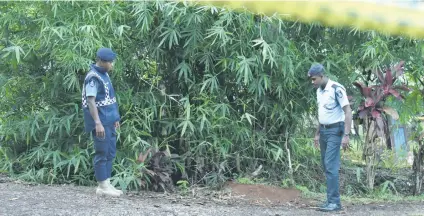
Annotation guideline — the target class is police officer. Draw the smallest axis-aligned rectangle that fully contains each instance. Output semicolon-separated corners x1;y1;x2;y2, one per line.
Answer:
82;48;122;197
308;63;352;212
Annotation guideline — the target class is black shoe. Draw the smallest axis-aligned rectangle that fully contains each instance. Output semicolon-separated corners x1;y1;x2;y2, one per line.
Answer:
318;203;342;212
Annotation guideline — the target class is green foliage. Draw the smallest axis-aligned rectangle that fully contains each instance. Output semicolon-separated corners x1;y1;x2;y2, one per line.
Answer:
177;180;189;189
177;179;190;196
236;177;254;185
1;1;423;195
379;149;410;172
235;176;266;185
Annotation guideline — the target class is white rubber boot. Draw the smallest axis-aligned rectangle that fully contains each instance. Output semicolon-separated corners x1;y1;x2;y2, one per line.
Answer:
96;180;121;197
106;178;123;195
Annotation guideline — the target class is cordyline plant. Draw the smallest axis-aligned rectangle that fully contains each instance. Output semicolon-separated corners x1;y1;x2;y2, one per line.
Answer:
353;61;410;135
352;60;410;190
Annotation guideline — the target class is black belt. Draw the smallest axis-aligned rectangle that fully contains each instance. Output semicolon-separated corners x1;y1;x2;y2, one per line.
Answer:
320;122;344;129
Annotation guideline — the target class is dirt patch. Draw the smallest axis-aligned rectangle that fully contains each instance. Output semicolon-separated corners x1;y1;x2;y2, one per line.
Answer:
226;182;301;206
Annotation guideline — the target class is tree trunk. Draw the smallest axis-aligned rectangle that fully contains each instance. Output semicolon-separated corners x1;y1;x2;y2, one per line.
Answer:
366;160;375;190
384;117;392;149
364;117;378;190
413;139;424;195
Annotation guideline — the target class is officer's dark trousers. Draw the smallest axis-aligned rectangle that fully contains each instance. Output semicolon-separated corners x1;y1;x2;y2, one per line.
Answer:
92;125;117;182
319;122;344;205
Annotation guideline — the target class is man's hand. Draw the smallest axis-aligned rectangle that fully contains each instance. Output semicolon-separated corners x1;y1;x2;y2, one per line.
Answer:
314;134;320;149
342;135;350;151
95;122;105;139
114;121;120;129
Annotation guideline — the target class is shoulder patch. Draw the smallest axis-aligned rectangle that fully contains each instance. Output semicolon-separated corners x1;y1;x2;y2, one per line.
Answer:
331;83;346;99
89;79;95;87
336;89;344;98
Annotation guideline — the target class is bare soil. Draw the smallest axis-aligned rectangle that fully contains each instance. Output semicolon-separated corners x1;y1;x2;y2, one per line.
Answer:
226;181;302;206
1;175;424;216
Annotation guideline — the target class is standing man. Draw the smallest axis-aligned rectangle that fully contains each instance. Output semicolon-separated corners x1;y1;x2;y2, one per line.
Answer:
82;47;123;197
308;63;352;212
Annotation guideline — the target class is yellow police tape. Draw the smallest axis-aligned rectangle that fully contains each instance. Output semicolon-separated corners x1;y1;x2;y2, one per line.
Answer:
182;0;424;39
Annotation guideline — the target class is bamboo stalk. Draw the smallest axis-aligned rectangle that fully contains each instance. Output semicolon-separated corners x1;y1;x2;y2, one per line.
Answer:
285;129;294;186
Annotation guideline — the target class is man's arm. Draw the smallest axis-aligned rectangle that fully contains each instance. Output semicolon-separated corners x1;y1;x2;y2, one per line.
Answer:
85;78;101;124
87;96;105;138
334;86;352;136
314;121;320;148
315;123;320;136
342;105;352;136
87;96;101;124
85;78;105;138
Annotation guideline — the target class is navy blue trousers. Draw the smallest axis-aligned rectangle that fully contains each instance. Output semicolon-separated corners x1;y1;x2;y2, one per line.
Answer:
92;125;117;182
319;122;344;205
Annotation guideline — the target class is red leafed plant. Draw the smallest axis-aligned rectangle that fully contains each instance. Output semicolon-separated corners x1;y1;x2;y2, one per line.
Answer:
353;61;410;136
352;60;410;190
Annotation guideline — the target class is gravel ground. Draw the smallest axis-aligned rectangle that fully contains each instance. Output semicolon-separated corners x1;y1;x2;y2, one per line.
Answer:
1;177;424;216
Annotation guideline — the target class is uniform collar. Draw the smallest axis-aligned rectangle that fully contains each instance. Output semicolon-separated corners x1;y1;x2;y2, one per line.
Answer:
90;63;108;74
320;79;333;92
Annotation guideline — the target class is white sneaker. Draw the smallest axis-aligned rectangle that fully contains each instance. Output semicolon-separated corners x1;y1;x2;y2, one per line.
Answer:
106;178;123;195
96;180;121;197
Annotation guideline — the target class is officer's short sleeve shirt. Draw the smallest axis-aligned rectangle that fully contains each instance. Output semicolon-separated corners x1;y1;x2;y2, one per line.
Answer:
317;79;349;125
85;78;99;97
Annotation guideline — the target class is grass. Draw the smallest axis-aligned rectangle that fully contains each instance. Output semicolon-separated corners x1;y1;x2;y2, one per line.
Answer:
298;186;424;204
